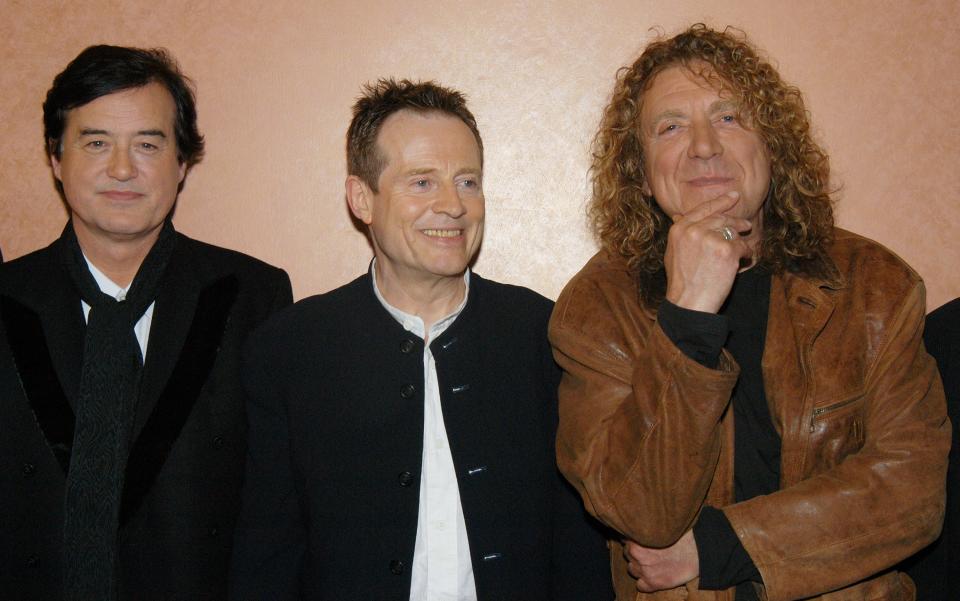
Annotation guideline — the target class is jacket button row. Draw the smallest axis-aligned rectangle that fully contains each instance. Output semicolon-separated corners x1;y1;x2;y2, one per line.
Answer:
399;339;415;354
400;384;415;399
398;471;414;487
389;559;404;575
22;463;36;476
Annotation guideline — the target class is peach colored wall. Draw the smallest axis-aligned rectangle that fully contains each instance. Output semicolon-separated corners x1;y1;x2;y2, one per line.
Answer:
2;1;958;310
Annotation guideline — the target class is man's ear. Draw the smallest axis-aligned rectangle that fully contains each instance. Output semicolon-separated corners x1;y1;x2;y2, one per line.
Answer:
50;152;63;181
345;175;374;225
48;139;63;180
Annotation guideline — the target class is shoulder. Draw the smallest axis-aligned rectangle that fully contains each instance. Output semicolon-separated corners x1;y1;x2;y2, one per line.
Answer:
926;298;960;331
172;234;292;312
470;272;554;323
924;298;960;368
247;274;369;345
175;234;288;283
815;229;928;336
551;250;642;339
0;241;64;302
827;228;922;298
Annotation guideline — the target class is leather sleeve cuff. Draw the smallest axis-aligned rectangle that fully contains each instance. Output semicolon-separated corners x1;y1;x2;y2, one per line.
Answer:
694;505;762;590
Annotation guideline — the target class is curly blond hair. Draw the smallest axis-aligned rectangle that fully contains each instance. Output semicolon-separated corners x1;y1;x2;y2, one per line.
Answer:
590;24;835;304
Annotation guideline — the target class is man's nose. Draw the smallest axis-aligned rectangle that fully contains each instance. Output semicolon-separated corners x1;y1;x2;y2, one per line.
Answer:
687;119;723;160
106;147;138;181
432;183;467;218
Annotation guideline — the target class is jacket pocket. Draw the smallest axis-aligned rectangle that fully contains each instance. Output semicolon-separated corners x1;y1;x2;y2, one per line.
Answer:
806;393;865;476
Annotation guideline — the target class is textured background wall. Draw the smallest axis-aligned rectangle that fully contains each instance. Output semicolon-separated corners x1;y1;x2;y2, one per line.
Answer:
2;0;958;310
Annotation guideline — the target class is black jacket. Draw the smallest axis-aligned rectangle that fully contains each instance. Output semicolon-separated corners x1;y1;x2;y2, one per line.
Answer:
231;271;612;600
902;297;960;599
0;230;292;600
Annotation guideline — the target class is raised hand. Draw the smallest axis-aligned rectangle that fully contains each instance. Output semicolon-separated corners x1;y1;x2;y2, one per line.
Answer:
663;191;756;313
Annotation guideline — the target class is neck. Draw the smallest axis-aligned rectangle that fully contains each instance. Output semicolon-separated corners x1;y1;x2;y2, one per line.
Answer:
737;219;763;273
74;226;162;289
374;261;466;333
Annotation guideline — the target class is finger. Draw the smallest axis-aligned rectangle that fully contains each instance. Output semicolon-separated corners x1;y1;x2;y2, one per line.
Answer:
676;191;740;223
681;213;753;236
625;541;654;564
635;576;658;593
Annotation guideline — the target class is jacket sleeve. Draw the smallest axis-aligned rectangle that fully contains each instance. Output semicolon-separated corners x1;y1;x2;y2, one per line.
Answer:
229;329;305;600
549;269;739;547
543;328;617;600
725;280;950;601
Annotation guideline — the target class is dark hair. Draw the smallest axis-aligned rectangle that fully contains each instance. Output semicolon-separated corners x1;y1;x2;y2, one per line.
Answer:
590;24;835;305
43;45;204;167
347;78;483;192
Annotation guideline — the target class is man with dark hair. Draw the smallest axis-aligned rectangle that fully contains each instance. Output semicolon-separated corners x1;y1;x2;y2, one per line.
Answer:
0;45;292;600
550;25;948;600
230;78;612;600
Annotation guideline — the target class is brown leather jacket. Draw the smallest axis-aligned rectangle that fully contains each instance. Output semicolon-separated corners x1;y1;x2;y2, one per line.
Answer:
549;229;948;601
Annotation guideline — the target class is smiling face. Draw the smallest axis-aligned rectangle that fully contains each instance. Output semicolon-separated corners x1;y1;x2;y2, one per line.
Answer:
51;82;186;251
347;109;484;290
640;64;771;233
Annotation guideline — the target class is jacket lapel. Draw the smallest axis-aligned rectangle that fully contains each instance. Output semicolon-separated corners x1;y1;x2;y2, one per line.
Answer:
121;238;240;524
763;268;843;485
0;242;85;474
133;254;201;439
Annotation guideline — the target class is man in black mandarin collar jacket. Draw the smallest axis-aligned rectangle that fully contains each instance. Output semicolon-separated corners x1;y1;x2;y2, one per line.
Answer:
230;79;611;599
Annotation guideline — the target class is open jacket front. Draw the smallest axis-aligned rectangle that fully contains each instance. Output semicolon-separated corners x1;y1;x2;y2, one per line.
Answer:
550;228;949;601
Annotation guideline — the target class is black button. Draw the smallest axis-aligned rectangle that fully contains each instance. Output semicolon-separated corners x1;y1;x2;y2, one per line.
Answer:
26;554;39;568
400;339;415;354
212;436;224;449
22;463;36;476
389;559;404;575
398;471;414;487
208;526;219;537
400;384;415;399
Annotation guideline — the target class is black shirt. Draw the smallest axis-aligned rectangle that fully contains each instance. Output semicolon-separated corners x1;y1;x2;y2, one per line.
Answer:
657;266;775;600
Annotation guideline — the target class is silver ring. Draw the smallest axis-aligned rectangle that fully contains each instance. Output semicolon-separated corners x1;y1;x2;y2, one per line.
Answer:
720;226;736;241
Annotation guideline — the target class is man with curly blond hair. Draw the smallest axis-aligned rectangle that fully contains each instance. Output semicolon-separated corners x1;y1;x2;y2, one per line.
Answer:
550;24;948;600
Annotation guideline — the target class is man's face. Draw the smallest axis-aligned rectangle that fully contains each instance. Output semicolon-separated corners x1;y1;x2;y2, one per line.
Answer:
51;82;186;248
639;64;771;232
351;110;484;288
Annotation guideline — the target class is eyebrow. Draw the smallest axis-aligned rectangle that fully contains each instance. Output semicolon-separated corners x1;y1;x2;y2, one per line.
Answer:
404;167;438;178
709;99;738;113
404;166;481;177
78;127;167;137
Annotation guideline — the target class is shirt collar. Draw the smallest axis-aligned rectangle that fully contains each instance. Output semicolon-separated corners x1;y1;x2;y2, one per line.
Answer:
369;258;470;340
83;255;129;301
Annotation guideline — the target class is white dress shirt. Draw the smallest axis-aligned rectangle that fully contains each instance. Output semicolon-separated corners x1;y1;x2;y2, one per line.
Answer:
371;265;478;601
81;256;154;361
